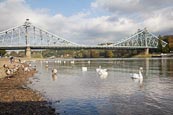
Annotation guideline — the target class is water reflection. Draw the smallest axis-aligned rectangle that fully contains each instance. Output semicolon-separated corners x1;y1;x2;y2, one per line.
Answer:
98;73;108;80
52;74;57;81
29;58;173;115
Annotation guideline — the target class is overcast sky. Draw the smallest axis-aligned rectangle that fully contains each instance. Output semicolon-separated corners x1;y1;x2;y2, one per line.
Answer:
0;0;173;45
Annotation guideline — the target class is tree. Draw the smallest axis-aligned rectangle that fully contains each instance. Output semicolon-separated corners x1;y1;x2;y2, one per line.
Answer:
82;50;91;58
162;44;170;53
157;35;163;53
105;50;114;58
0;50;6;57
91;50;100;58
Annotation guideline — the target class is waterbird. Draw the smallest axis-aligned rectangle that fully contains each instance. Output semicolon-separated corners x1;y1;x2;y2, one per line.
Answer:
57;60;61;63
96;66;108;79
52;68;58;74
28;63;32;67
99;69;108;79
70;60;75;64
131;67;143;80
3;64;8;69
5;69;13;76
82;67;87;71
96;66;107;73
96;65;102;73
24;67;30;72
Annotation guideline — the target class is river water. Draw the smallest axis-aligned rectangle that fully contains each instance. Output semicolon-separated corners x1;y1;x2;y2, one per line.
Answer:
28;58;173;115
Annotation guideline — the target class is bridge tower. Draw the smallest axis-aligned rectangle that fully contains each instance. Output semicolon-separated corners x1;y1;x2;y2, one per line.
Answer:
145;48;149;55
144;28;149;55
24;19;31;58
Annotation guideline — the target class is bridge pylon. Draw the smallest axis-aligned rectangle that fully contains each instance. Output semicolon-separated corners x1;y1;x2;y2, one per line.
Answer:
26;47;31;58
145;48;149;55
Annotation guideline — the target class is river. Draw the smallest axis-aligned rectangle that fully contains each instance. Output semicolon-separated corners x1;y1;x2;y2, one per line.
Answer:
28;58;173;115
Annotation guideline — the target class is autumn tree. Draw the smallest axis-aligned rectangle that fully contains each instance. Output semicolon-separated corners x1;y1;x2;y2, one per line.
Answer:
105;50;114;58
91;50;100;58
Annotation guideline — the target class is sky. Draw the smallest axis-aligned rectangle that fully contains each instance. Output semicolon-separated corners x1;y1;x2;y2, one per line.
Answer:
0;0;173;45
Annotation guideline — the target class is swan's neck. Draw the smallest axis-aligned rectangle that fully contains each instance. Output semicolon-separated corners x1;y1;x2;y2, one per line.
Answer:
139;71;143;78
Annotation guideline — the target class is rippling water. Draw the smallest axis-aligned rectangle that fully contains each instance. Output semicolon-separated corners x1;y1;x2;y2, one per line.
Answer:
28;58;173;115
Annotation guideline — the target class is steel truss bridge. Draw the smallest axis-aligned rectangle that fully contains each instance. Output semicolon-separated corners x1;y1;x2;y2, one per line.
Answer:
0;19;167;57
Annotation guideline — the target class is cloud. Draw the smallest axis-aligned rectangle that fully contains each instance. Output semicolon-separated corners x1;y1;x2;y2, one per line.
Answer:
91;0;173;14
91;0;141;14
91;0;173;35
0;0;173;45
143;7;173;34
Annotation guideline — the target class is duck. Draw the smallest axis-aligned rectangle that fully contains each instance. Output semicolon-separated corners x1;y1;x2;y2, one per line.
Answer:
5;69;13;76
3;64;8;69
24;67;30;72
52;68;58;74
28;63;32;67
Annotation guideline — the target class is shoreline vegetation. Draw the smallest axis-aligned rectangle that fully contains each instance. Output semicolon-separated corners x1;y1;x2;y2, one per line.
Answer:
0;58;56;115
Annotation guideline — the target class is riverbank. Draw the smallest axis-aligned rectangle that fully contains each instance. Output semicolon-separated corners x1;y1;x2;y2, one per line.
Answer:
0;58;57;115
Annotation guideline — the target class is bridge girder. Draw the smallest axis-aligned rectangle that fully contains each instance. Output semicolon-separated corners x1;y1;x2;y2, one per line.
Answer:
0;19;79;48
0;20;167;49
108;28;167;48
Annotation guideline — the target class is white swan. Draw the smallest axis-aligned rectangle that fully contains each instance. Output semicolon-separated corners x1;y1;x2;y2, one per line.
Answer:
96;66;108;79
82;67;87;71
96;66;107;73
99;69;108;79
96;66;102;73
131;67;143;79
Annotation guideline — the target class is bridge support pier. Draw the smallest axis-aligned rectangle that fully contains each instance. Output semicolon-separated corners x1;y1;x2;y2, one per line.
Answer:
26;47;31;58
145;48;149;55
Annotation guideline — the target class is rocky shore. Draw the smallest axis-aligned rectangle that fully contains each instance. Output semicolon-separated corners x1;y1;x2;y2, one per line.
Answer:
0;58;57;115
